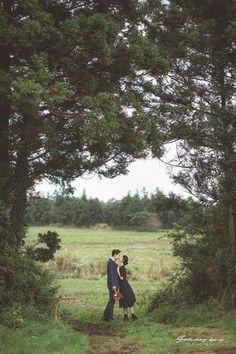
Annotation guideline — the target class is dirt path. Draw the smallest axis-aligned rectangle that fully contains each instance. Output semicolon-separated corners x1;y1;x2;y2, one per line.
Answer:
68;319;141;354
68;318;236;354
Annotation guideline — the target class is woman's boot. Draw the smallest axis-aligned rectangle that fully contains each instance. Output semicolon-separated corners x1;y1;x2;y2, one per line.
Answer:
131;314;138;321
123;314;128;321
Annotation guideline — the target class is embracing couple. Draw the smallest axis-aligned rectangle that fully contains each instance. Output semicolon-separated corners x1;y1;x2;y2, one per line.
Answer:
102;249;138;322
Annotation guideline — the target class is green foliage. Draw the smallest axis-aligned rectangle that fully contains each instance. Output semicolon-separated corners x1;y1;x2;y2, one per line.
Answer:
129;211;156;225
0;203;12;248
26;231;61;262
25;189;195;229
0;0;166;249
144;0;236;250
143;0;236;310
0;250;58;327
150;191;194;229
150;203;236;310
26;197;53;225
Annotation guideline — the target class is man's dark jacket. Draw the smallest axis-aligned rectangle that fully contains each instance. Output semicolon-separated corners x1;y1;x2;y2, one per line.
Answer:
107;258;119;290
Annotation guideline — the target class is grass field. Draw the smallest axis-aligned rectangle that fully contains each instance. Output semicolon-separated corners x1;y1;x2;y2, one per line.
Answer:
2;226;236;354
28;226;174;281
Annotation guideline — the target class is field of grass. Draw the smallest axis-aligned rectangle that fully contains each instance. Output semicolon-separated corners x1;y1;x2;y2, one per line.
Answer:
27;226;174;281
2;226;236;354
27;226;169;244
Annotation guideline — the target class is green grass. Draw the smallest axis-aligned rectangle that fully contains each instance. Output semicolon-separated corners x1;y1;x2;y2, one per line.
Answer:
59;276;236;353
27;226;169;244
0;319;90;354
58;277;180;353
58;278;159;312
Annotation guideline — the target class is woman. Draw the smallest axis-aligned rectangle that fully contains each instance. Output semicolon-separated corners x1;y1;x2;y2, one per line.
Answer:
117;255;138;321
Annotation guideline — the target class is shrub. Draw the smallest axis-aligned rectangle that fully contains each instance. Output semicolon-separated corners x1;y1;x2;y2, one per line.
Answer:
0;249;58;327
149;203;236;312
26;231;61;262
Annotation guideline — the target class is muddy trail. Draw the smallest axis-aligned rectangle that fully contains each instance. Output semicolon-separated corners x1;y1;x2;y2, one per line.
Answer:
68;318;236;354
68;319;140;354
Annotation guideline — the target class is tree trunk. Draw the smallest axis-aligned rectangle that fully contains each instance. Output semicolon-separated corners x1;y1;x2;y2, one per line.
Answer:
10;156;29;248
0;2;13;249
229;204;236;256
0;4;11;206
223;143;236;256
220;69;236;256
10;115;31;248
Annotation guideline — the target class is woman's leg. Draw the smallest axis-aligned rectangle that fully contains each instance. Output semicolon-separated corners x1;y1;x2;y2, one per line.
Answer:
130;306;138;320
123;307;128;320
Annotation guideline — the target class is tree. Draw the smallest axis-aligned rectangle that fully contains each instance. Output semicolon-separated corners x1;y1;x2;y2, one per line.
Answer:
143;0;236;255
26;197;53;225
139;0;236;305
0;0;165;247
150;190;192;228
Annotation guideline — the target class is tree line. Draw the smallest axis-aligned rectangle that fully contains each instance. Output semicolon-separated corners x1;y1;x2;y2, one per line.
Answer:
26;189;196;229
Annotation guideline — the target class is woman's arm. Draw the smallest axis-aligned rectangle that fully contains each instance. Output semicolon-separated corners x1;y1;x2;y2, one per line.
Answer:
117;266;124;280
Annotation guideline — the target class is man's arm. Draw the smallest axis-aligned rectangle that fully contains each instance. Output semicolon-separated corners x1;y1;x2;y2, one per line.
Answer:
108;261;117;291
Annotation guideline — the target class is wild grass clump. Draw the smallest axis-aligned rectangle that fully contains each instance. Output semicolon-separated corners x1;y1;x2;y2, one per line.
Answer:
146;260;174;281
48;255;107;279
48;253;174;281
53;255;81;276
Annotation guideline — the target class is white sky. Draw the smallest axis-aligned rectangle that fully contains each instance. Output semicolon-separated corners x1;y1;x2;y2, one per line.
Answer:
36;145;190;201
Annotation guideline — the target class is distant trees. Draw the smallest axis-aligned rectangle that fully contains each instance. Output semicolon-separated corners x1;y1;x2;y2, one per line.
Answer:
26;189;194;229
27;198;53;225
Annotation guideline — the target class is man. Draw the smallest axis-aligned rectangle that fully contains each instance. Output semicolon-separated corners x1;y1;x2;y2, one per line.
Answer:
102;249;121;321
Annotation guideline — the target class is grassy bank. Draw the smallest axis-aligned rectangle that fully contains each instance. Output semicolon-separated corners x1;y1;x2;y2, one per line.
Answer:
0;318;90;354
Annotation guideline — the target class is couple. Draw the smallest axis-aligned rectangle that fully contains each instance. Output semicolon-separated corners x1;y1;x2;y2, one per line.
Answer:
102;249;138;321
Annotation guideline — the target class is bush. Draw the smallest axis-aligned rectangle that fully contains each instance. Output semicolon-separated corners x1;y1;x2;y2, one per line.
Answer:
26;231;61;262
149;203;236;312
148;273;188;312
0;249;58;327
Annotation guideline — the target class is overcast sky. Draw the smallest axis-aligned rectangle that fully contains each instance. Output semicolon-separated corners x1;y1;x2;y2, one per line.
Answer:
36;145;190;201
